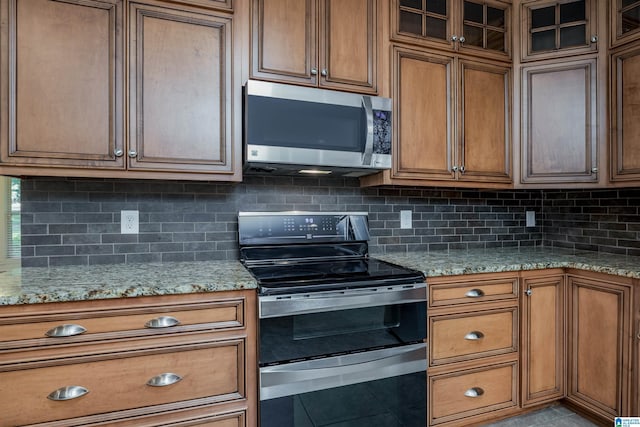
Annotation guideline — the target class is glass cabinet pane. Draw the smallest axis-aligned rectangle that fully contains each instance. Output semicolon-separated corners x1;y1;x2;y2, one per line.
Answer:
622;0;636;7
531;6;555;28
464;1;483;23
487;29;505;50
532;29;556;50
560;0;585;23
487;6;505;27
398;0;448;40
464;24;483;46
400;10;423;35
401;0;423;8
427;0;447;15
425;16;447;39
622;5;640;34
560;24;586;47
528;0;589;53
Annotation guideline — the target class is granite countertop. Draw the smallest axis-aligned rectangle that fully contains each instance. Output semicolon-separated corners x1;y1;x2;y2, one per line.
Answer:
377;247;640;279
0;260;257;305
1;247;639;306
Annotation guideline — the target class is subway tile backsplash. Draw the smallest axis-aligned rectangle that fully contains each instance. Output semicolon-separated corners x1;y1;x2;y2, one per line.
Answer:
20;176;544;267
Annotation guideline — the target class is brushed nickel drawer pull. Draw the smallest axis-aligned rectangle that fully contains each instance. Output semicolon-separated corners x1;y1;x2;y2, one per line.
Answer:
464;387;484;398
147;373;183;387
464;331;484;341
47;386;89;401
145;316;180;328
45;324;87;337
464;289;484;298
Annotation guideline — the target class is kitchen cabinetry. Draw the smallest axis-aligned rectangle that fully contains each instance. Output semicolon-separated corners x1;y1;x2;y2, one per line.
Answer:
611;0;640;47
0;0;242;181
516;0;606;187
610;40;640;183
565;270;633;420
250;0;377;93
520;269;565;407
0;290;257;427
362;45;511;188
427;272;520;426
391;0;511;61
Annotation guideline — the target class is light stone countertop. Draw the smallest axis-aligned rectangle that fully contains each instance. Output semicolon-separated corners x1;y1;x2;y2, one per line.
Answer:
1;247;639;306
0;260;257;305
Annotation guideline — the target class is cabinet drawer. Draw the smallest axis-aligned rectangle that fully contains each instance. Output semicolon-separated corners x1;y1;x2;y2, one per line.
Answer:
430;361;518;425
0;340;245;427
429;274;518;308
430;309;517;365
0;298;244;346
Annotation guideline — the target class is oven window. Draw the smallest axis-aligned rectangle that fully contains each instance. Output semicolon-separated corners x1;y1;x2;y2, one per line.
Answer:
260;301;426;366
260;372;427;427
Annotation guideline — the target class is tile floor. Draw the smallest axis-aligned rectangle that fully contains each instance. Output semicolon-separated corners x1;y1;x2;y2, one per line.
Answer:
483;404;600;427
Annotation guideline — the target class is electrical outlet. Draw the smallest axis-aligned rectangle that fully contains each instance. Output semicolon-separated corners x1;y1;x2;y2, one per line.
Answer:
526;211;536;228
121;210;139;234
400;210;412;229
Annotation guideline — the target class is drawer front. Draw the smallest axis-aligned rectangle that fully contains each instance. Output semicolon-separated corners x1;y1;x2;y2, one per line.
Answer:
0;340;244;427
429;275;518;308
0;301;243;345
430;362;518;424
431;309;516;365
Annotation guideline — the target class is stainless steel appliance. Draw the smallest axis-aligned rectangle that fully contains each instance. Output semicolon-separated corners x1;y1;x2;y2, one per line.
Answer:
243;80;392;177
239;212;427;427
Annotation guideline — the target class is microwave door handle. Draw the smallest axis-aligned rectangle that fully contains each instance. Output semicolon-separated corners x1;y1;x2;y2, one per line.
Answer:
361;95;374;166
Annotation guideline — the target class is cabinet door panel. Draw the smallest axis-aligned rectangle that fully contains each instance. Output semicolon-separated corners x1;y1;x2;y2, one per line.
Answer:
129;5;234;173
459;59;511;183
566;273;632;418
521;273;565;407
393;47;454;181
521;59;598;183
611;46;640;182
319;0;376;92
251;0;316;85
0;0;124;168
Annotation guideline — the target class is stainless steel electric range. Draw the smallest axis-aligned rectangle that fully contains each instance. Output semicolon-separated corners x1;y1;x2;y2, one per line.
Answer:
239;211;427;427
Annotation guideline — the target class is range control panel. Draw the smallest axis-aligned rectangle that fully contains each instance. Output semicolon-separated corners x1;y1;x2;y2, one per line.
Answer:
238;212;370;245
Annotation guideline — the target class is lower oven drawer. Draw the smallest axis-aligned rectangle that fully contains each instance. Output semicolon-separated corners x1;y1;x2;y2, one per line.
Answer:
429;360;518;425
260;344;427;427
0;341;244;427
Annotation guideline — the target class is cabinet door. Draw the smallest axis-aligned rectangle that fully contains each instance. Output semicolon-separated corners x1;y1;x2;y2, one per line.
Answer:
129;4;235;175
458;0;511;61
392;0;455;51
318;0;376;92
611;45;640;182
611;0;640;47
251;0;317;86
0;0;124;169
566;272;633;419
520;58;598;184
458;59;511;183
520;272;565;407
392;46;455;181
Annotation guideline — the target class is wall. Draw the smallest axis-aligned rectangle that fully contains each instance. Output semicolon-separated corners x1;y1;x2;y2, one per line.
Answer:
20;176;543;267
543;188;640;256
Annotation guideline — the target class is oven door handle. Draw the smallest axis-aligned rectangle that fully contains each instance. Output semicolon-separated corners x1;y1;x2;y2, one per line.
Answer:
259;284;426;318
260;343;426;400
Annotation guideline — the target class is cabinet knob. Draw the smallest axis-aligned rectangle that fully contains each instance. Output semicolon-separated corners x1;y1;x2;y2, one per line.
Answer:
452;166;458;172
321;69;328;77
459;36;466;44
591;167;598;173
451;35;458;42
525;289;533;296
311;68;318;75
590;35;598;43
464;387;484;398
464;289;485;298
464;331;484;341
145;315;180;328
146;373;183;387
47;386;89;401
460;165;466;174
128;150;137;158
114;149;124;157
45;324;87;338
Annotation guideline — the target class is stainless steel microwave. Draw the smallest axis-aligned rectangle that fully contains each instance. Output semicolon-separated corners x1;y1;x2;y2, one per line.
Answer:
244;80;392;177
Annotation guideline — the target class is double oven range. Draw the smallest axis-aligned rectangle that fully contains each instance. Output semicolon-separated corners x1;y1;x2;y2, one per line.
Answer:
239;212;427;427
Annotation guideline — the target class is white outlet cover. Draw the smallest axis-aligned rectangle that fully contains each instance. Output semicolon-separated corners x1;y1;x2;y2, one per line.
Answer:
121;210;139;234
400;210;412;229
526;211;536;228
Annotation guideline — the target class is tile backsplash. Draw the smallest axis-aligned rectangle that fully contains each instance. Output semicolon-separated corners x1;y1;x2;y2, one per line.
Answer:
20;176;543;267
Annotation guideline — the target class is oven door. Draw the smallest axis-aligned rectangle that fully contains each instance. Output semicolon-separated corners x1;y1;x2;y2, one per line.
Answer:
258;284;427;365
259;344;427;427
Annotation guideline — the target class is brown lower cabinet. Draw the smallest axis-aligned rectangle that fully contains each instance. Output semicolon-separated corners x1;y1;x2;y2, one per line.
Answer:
0;290;257;427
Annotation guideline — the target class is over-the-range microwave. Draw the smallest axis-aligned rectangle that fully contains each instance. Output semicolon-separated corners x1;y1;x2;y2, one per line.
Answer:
243;80;392;177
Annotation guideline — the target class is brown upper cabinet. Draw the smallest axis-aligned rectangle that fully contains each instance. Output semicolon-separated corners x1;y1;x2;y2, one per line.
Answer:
611;0;640;47
391;0;512;61
251;0;377;93
0;0;241;181
520;0;598;62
